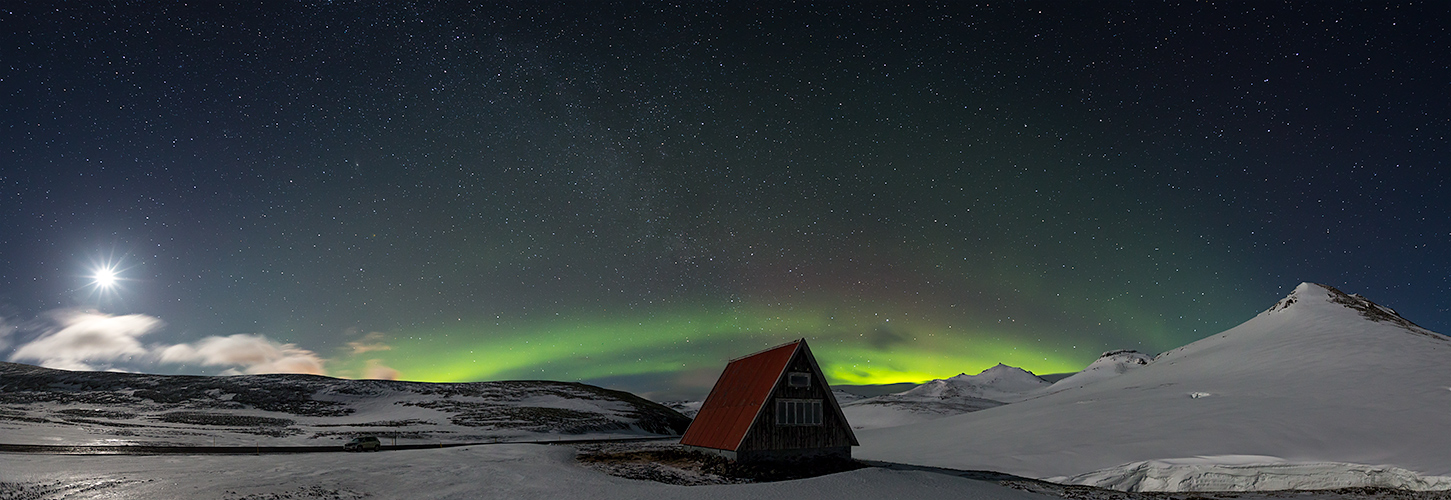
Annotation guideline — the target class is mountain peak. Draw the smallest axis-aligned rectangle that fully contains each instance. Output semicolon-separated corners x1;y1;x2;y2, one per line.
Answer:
951;363;1042;384
1263;282;1320;313
1265;282;1430;334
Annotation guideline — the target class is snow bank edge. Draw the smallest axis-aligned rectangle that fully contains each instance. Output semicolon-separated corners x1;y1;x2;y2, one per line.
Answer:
1049;457;1451;492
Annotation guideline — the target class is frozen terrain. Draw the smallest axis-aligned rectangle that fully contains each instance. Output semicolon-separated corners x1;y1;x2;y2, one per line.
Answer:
859;283;1451;491
0;364;690;447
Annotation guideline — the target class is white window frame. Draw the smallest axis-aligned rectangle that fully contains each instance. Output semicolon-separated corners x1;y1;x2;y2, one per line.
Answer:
775;399;823;426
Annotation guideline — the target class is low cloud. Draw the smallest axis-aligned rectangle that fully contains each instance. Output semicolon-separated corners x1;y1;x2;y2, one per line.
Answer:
159;334;326;375
362;359;401;380
346;332;393;355
8;310;163;371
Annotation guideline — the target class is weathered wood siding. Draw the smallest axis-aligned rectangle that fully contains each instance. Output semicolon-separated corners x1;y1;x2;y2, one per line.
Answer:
737;349;854;452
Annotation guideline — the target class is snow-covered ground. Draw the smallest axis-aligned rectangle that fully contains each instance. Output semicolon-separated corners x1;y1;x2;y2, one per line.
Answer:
859;283;1451;492
0;444;1057;500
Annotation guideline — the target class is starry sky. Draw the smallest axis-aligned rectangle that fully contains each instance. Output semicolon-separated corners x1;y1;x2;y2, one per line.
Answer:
2;2;1447;399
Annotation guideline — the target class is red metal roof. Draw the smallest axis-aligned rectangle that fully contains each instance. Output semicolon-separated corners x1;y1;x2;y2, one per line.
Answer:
679;340;800;451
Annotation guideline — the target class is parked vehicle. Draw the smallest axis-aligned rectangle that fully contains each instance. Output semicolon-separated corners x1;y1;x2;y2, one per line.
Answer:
343;436;381;452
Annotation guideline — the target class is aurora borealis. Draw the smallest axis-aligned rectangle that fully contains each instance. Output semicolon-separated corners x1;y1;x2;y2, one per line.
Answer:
2;3;1447;399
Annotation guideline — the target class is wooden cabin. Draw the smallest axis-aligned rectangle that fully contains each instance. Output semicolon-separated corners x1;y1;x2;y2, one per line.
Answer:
680;339;858;462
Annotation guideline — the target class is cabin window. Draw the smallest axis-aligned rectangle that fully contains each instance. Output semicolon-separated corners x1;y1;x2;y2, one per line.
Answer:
787;372;810;388
775;399;823;425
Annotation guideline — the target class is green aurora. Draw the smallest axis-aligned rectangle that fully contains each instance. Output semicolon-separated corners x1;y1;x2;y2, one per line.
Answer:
327;292;1191;391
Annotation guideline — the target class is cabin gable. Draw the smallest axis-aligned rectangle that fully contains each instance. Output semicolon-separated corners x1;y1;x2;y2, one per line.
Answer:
681;339;857;462
737;342;857;457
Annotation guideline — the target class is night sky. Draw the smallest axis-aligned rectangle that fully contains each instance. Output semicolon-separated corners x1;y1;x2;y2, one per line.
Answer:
2;2;1447;399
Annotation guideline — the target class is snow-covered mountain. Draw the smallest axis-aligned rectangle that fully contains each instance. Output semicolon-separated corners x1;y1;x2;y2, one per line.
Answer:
858;283;1451;491
840;363;1049;430
0;363;691;447
899;364;1052;403
1039;349;1152;395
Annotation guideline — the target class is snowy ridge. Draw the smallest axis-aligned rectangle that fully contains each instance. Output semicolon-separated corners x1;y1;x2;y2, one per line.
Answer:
859;283;1451;491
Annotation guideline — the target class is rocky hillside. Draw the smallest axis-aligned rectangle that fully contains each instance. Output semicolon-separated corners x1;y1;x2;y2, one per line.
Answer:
0;362;691;447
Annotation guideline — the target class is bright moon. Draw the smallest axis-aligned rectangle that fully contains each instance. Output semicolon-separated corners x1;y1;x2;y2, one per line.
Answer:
94;267;118;288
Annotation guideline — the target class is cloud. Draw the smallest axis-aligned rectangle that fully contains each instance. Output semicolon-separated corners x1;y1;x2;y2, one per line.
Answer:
362;359;401;380
8;310;163;371
346;332;393;355
159;333;326;375
4;309;332;377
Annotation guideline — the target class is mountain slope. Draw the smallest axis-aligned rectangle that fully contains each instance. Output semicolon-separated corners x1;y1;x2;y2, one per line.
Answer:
858;283;1451;489
0;363;690;447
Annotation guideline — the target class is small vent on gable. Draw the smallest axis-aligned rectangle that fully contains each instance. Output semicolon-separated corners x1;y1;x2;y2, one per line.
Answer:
788;372;810;388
